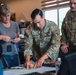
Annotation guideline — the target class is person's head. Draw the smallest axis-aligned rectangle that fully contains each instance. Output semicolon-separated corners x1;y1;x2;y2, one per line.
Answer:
31;8;45;29
70;0;76;12
0;3;11;23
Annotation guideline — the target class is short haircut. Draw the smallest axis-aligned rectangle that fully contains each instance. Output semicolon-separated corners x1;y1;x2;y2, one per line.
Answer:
0;3;10;16
31;8;43;20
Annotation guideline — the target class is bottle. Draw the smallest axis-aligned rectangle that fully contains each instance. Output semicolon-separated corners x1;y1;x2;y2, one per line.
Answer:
55;57;61;75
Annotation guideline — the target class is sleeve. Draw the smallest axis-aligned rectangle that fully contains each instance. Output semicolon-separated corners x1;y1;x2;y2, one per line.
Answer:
60;17;67;45
60;10;70;45
24;33;33;57
46;22;60;62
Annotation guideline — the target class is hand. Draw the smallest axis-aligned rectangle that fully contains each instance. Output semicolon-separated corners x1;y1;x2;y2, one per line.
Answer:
24;55;32;69
1;35;11;42
61;45;69;53
34;54;48;68
34;57;45;68
24;60;31;69
12;38;20;43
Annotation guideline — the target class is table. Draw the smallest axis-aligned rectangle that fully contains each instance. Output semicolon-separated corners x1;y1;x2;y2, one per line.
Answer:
4;66;56;75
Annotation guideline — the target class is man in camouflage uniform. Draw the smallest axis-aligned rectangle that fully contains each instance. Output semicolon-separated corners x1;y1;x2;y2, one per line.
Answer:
60;0;76;58
24;8;60;68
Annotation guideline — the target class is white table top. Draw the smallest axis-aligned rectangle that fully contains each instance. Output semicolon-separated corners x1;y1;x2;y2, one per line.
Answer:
4;66;56;75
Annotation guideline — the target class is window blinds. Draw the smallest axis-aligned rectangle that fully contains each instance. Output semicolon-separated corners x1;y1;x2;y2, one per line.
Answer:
42;0;70;10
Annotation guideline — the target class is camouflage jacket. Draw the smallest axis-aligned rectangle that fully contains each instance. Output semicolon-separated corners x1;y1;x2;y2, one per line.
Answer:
24;20;60;63
61;10;76;46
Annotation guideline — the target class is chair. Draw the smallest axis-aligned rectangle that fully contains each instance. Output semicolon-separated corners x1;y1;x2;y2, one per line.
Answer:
57;53;76;75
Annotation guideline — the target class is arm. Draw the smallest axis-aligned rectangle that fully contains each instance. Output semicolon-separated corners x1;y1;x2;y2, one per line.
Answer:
0;35;11;42
34;53;48;68
0;35;4;40
24;34;33;68
24;55;31;69
61;18;67;45
60;18;69;53
46;22;60;62
12;32;20;43
61;10;71;46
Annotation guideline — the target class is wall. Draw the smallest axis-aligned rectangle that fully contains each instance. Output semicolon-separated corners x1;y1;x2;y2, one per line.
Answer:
0;0;42;23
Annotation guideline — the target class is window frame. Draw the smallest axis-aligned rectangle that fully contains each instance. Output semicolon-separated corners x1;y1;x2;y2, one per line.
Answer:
43;6;70;35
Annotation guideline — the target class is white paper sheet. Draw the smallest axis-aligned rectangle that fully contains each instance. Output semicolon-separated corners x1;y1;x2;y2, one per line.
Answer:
4;66;56;75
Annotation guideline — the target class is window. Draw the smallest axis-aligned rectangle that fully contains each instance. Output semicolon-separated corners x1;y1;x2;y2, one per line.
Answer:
59;7;70;34
44;7;70;35
45;9;58;25
42;0;70;35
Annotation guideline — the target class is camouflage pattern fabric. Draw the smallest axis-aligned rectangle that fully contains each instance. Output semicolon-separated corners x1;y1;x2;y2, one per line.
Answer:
24;20;60;63
61;9;76;46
